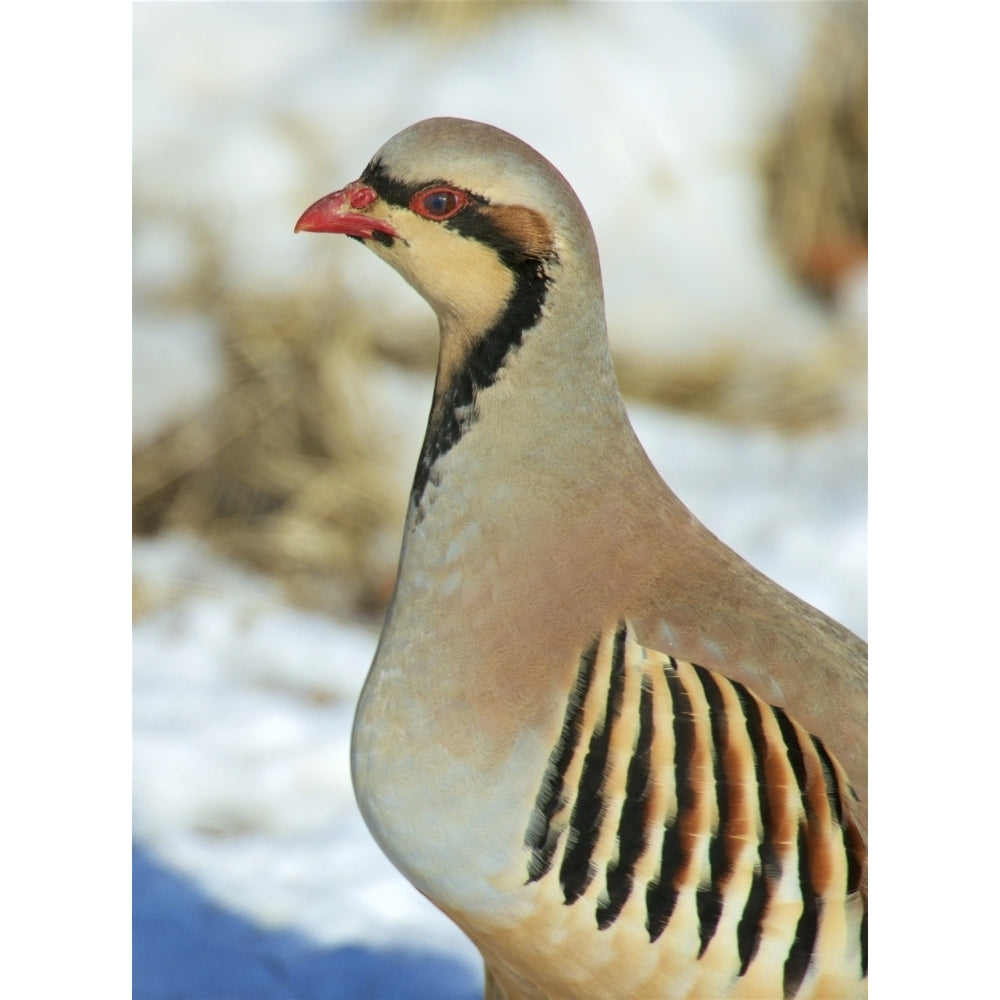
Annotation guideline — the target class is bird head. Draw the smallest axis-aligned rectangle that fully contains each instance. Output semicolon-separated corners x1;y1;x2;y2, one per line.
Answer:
295;117;600;337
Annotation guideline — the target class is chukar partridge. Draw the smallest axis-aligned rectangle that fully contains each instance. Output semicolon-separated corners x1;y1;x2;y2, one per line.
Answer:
296;118;867;1000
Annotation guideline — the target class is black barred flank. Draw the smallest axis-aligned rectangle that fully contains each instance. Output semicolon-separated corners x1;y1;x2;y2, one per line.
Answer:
665;658;696;823
845;822;865;898
692;664;732;957
520;626;865;988
560;627;627;905
733;682;781;881
810;734;844;828
646;658;695;943
860;906;868;977
645;879;679;946
732;681;775;975
525;636;600;883
695;887;724;961
811;731;867;903
737;869;769;976
783;826;821;999
773;705;808;797
597;672;655;929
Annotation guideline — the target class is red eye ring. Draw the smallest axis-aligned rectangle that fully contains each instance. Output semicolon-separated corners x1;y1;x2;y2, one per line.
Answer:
410;186;470;221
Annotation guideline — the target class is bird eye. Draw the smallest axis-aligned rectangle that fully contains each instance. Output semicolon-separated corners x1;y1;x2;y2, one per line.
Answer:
425;191;455;215
410;186;469;221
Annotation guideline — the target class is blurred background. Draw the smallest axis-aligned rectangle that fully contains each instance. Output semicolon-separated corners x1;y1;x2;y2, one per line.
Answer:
132;3;866;998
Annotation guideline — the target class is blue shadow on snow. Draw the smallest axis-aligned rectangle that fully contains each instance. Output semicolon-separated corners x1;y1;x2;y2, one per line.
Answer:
133;844;482;1000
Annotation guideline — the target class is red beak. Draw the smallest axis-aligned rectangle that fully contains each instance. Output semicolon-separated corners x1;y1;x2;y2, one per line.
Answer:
294;181;398;240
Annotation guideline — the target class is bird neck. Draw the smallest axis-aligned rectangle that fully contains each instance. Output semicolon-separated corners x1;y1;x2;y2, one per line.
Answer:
408;247;628;517
379;266;673;706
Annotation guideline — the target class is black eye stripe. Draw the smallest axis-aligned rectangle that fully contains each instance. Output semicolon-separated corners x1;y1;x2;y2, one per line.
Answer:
361;158;481;212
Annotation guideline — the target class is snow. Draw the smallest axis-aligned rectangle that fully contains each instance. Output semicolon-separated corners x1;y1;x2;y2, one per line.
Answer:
133;532;486;995
132;4;866;998
131;312;226;449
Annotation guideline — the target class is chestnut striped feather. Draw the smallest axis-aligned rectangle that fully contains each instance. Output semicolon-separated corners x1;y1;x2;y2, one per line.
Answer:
522;622;867;994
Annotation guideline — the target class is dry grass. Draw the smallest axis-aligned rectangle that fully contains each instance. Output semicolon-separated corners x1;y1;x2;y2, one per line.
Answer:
764;3;868;301
133;221;407;617
366;0;566;37
614;329;866;434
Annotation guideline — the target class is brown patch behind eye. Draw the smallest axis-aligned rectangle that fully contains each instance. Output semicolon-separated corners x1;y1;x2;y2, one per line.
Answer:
486;204;555;262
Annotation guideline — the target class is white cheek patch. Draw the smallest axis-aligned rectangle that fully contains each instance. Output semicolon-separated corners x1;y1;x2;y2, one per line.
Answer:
374;216;515;340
